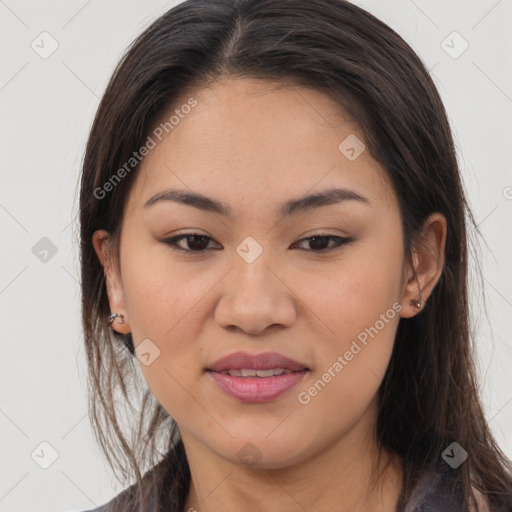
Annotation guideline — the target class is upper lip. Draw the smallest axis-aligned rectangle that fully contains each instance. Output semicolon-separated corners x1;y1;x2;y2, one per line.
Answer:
206;351;309;372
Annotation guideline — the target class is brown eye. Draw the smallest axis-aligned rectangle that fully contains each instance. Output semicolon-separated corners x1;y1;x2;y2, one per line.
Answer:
163;233;220;252
162;232;353;255
291;235;353;253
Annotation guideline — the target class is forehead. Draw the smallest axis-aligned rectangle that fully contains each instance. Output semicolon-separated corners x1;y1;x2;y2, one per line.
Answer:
126;77;396;216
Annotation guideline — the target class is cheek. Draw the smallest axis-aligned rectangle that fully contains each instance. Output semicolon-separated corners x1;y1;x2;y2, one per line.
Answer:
118;240;215;412
292;232;403;407
295;234;403;344
120;240;206;341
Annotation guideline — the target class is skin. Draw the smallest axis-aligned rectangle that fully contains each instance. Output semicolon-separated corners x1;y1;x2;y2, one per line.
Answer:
93;77;447;512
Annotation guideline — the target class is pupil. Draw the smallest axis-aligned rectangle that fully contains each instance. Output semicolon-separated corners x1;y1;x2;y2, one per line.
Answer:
310;236;329;250
189;235;208;250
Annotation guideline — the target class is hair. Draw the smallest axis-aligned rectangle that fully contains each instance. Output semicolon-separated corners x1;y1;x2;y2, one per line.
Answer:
78;0;512;510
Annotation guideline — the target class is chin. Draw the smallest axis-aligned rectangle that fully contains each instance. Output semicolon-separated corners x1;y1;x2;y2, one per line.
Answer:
209;430;313;470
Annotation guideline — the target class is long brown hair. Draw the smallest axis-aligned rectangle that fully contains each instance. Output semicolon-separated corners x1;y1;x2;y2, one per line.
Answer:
79;0;512;510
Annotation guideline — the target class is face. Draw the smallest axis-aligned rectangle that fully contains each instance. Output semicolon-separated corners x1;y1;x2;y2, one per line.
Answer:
94;77;419;470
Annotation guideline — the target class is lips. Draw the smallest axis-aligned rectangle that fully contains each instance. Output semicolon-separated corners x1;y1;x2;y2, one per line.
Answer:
206;351;310;403
206;351;309;373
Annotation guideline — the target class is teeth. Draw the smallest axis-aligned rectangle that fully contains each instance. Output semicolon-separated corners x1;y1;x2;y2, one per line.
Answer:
219;368;294;377
255;369;277;377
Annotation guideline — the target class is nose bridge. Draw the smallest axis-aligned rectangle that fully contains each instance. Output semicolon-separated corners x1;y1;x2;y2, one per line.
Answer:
232;239;279;306
215;238;297;334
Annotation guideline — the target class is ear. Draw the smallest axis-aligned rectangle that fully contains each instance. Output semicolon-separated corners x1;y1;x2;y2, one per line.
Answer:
92;229;131;334
400;212;447;319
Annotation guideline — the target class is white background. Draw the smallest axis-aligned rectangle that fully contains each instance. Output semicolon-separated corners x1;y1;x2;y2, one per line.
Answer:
0;1;511;511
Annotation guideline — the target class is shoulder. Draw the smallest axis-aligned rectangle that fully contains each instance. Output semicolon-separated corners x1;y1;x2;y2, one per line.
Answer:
80;504;111;512
404;469;504;512
76;448;181;512
78;482;141;512
404;468;465;512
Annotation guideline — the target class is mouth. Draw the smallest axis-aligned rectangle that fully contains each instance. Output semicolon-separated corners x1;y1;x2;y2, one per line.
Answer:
214;368;300;377
206;350;310;373
205;351;310;403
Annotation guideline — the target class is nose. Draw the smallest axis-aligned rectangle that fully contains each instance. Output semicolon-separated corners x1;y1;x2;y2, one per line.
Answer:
214;251;298;336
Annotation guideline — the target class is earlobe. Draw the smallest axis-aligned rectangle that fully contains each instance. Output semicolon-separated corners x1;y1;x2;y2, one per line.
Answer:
92;230;131;334
400;212;447;319
400;261;423;319
408;271;423;310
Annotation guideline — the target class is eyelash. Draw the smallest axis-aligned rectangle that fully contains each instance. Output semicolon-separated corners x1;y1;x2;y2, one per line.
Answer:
162;231;354;254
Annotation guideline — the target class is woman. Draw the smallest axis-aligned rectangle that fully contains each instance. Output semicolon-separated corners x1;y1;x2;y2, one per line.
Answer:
78;0;512;510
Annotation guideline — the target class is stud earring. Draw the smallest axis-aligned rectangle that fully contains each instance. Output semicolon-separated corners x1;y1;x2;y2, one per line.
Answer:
409;272;423;310
409;298;422;309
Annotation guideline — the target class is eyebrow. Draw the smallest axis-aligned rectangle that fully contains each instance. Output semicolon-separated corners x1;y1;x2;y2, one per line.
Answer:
143;187;370;217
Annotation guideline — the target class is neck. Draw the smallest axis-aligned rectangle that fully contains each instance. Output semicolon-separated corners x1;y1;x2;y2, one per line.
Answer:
181;402;403;512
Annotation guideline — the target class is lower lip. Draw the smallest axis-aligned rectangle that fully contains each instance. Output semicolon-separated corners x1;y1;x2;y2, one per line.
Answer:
208;370;309;403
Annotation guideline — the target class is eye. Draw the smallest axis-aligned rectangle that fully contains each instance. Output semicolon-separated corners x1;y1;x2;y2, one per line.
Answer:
162;231;353;254
291;233;354;253
162;233;220;252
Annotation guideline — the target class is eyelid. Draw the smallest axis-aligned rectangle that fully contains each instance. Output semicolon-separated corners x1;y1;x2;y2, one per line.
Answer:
291;233;354;252
161;232;220;253
160;230;354;254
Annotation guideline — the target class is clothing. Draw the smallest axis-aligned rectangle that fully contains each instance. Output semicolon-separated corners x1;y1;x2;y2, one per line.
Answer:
402;469;466;512
80;468;472;512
